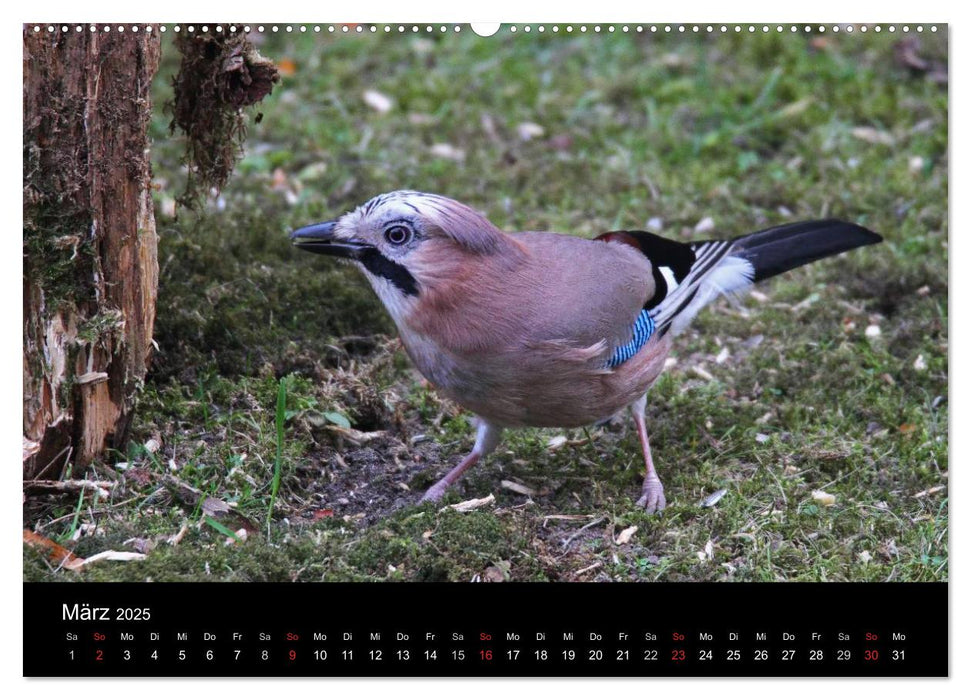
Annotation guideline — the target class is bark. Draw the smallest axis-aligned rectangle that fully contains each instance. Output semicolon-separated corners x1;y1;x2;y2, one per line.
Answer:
23;26;161;479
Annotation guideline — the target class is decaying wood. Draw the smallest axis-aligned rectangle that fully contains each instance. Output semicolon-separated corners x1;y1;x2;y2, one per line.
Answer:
23;25;162;478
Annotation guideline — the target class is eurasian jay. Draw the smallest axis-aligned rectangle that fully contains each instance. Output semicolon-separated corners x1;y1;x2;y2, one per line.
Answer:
291;191;881;512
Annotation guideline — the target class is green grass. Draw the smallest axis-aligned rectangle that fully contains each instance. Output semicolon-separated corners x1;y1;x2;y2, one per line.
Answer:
23;26;947;583
268;376;289;532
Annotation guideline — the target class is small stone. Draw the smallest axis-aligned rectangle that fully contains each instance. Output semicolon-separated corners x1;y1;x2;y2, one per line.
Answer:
865;324;881;338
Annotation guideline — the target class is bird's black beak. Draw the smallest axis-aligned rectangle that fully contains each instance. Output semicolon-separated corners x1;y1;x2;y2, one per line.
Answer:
290;220;370;258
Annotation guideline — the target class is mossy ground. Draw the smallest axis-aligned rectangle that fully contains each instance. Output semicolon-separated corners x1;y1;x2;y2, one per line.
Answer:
24;27;947;583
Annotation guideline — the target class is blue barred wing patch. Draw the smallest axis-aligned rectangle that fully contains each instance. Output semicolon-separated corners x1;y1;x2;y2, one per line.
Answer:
605;309;656;368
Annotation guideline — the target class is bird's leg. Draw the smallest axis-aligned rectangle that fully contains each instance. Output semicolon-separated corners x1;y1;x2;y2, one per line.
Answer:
420;419;503;503
630;396;666;513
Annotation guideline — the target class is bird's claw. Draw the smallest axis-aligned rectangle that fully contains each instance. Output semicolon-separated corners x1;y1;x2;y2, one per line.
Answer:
636;477;666;514
420;481;449;503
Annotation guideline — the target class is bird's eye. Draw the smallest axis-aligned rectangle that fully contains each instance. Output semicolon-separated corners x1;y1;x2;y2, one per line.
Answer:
384;224;413;246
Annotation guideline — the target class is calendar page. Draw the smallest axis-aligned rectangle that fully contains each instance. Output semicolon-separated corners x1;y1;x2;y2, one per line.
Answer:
22;19;948;678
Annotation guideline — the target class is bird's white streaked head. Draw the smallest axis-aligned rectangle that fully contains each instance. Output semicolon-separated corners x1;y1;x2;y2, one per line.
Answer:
290;190;512;322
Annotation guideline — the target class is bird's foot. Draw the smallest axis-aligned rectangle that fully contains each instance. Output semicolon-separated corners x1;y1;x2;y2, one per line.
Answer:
420;480;450;504
636;476;666;514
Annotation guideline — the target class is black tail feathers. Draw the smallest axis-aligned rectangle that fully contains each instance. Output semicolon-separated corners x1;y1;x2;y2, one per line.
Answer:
731;220;882;283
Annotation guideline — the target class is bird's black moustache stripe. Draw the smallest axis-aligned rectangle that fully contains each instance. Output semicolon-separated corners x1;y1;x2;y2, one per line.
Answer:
359;248;420;296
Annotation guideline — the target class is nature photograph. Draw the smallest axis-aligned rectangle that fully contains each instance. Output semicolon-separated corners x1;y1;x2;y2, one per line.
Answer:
23;23;947;583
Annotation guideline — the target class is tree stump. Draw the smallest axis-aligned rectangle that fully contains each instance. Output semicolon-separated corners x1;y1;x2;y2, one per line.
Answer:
23;26;162;479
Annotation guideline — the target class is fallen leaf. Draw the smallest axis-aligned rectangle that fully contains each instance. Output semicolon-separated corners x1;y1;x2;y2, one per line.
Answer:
700;489;728;508
517;122;545;141
501;480;535;497
322;411;351;429
429;143;466;162
163;475;258;534
124;537;156;554
201;496;231;517
276;57;297;77
547;435;568;451
851;126;895;146
363;89;393;113
694;216;715;234
23;530;84;569
614;525;638;545
409;112;437;126
313;509;335;520
696;540;714;561
778;97;813;118
812;490;836;506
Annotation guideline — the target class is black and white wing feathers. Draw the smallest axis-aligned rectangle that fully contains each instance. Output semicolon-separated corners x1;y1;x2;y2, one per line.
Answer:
596;229;754;338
